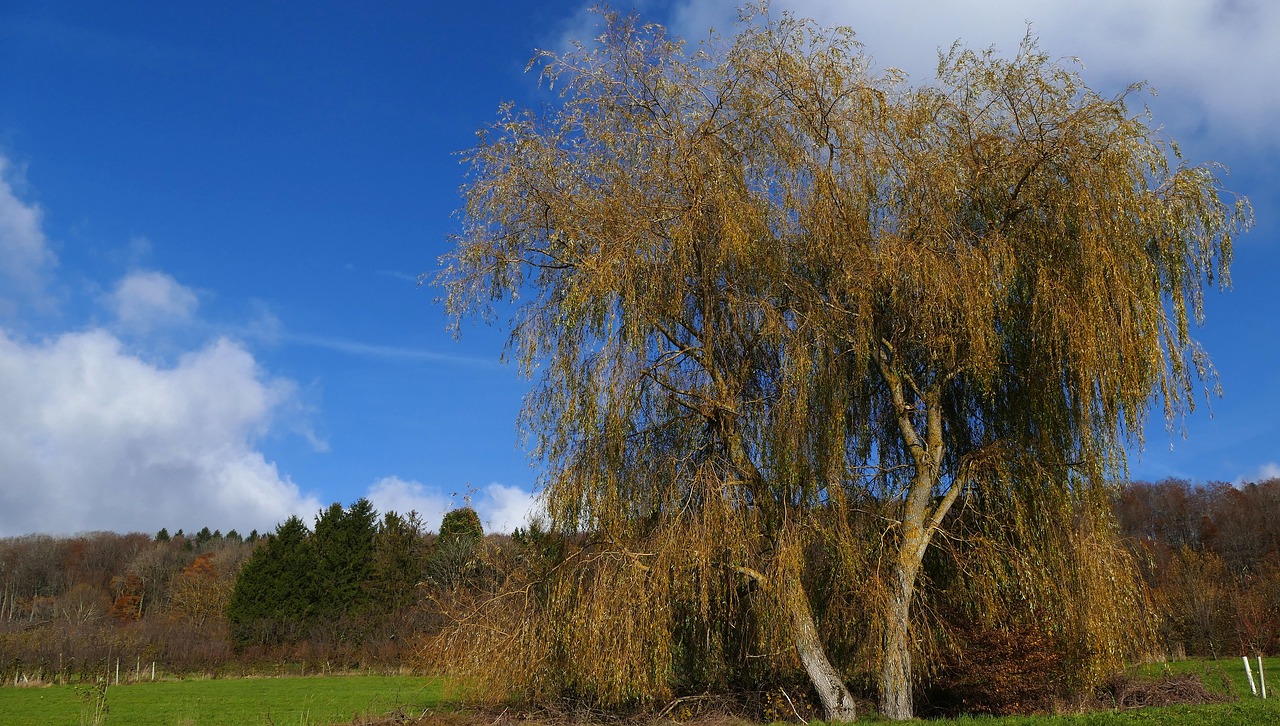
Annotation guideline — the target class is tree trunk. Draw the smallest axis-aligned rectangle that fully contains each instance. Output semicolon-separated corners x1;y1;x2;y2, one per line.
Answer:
878;560;919;720
872;352;949;719
788;577;858;722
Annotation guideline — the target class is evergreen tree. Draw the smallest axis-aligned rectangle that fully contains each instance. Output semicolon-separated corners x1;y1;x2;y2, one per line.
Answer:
438;507;483;545
428;507;484;587
226;515;320;646
313;499;379;620
371;510;428;612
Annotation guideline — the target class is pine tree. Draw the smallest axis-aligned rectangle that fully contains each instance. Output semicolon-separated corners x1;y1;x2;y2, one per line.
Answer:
226;515;320;646
313;499;379;620
371;510;428;612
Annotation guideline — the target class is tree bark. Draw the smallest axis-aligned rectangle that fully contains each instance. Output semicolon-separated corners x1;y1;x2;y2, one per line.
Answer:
736;565;857;722
872;351;959;720
878;553;922;720
789;578;858;722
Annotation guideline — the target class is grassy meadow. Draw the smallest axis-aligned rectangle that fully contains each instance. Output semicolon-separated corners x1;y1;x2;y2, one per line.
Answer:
0;660;1276;725
0;674;442;726
922;700;1280;725
1137;656;1278;699
882;657;1280;725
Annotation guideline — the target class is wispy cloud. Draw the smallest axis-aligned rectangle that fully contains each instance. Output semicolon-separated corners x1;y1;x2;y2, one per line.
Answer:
373;269;421;284
0;156;58;316
281;331;503;369
4;14;212;69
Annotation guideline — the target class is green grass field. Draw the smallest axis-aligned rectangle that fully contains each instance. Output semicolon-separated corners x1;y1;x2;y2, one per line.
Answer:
1136;655;1278;699
0;674;442;726
855;657;1280;725
915;700;1280;725
0;661;1275;725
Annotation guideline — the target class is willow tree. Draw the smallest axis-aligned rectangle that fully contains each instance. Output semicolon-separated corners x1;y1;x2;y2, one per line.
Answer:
438;9;1248;721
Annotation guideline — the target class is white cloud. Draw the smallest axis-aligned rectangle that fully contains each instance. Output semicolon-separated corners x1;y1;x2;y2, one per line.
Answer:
110;270;199;331
1234;461;1280;486
0;157;329;538
367;476;454;527
366;476;537;534
644;0;1280;151
0;329;322;536
480;483;540;534
0;157;57;315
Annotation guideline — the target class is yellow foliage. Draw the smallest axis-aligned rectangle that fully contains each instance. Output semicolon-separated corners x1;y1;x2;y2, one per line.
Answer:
434;4;1248;717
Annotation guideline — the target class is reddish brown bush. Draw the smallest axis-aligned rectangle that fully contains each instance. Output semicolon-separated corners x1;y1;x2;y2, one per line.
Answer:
925;625;1068;716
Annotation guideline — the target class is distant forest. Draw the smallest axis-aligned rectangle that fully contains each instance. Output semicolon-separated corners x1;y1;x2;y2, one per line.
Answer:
2;479;1277;684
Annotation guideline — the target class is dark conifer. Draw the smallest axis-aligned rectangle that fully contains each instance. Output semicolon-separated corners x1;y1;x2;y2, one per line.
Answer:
226;515;319;646
371;510;427;612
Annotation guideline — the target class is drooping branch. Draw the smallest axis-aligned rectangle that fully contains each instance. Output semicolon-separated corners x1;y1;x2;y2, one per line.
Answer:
436;8;1248;720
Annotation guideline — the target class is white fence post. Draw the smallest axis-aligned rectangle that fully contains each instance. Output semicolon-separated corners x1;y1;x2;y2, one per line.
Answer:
1259;656;1267;699
1245;657;1258;695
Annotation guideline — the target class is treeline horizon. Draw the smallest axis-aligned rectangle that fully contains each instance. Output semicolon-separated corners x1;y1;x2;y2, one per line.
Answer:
2;478;1277;690
0;499;493;683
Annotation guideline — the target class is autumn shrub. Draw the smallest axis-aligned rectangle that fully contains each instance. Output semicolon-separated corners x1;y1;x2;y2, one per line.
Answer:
924;624;1069;716
154;618;232;674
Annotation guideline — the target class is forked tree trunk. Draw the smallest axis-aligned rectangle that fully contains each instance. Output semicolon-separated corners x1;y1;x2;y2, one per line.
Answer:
788;577;858;722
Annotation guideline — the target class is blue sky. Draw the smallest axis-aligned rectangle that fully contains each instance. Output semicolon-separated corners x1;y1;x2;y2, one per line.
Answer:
1;0;1277;537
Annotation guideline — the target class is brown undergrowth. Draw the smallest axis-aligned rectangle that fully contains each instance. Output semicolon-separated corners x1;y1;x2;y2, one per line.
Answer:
1095;672;1233;710
351;689;828;726
350;672;1229;726
357;708;756;726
